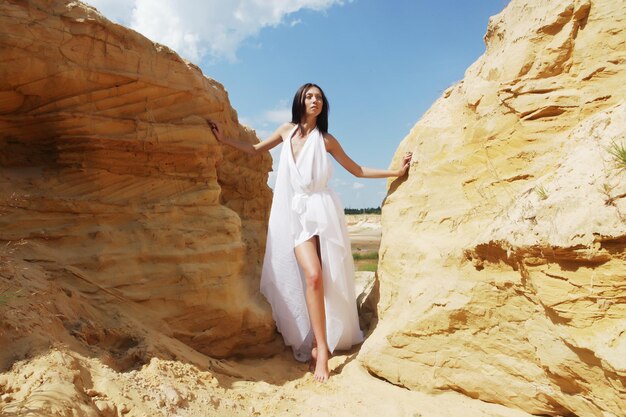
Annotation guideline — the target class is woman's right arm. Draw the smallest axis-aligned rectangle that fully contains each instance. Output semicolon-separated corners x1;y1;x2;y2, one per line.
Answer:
208;120;292;155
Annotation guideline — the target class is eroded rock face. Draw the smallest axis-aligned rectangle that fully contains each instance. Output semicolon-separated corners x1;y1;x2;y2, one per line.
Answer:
364;0;626;415
0;0;274;360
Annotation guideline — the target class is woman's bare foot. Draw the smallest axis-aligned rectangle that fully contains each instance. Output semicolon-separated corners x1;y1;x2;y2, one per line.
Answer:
313;347;330;382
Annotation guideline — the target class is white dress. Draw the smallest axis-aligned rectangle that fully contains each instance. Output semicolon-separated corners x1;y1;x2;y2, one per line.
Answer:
260;125;364;362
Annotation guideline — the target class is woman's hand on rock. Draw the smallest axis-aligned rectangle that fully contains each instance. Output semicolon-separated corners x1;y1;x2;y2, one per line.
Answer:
398;152;413;176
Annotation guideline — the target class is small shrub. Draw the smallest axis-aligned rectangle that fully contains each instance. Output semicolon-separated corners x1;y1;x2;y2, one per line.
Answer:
607;140;626;171
602;183;615;194
535;185;549;200
601;183;615;202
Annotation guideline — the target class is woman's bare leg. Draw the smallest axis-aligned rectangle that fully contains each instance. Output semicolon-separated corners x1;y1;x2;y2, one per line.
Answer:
295;236;330;382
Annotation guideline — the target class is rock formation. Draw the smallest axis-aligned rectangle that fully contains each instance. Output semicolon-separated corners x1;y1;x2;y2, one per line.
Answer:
364;0;626;415
0;0;275;367
2;0;626;416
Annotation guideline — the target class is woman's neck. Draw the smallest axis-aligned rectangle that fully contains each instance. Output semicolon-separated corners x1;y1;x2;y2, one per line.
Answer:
299;117;317;136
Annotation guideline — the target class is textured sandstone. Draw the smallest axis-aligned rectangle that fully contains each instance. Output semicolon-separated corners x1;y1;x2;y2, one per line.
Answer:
364;0;626;415
3;0;626;416
0;0;275;363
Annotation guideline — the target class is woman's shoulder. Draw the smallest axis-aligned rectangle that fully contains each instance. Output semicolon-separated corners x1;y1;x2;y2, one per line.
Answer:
322;132;340;152
276;122;297;138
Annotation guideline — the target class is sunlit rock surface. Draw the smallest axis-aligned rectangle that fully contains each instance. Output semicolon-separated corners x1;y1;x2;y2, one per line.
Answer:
3;0;626;416
0;0;275;364
365;0;626;415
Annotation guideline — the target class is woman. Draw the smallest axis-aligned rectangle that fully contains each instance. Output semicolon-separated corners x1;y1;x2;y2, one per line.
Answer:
209;83;411;382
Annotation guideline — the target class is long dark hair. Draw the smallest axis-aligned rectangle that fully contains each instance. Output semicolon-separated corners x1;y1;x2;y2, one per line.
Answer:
290;83;329;134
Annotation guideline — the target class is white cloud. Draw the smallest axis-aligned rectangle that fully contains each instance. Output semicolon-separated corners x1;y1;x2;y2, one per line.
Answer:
85;0;347;62
131;0;206;61
352;182;365;189
241;100;291;139
330;178;348;188
86;0;134;25
263;106;292;125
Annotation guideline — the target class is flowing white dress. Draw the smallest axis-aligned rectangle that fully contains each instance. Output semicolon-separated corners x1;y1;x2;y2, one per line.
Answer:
260;125;364;362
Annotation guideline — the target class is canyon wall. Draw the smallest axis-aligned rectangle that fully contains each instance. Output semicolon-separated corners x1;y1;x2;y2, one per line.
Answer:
364;0;626;415
2;0;626;416
0;0;276;365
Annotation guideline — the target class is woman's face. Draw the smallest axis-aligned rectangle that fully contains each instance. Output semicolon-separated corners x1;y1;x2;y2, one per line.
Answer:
303;86;323;118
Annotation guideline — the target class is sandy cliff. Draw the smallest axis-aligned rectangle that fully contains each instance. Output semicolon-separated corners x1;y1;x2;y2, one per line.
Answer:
2;0;625;416
366;0;626;415
0;0;276;368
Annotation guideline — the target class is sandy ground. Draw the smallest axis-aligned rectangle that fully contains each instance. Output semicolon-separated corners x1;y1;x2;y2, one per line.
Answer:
0;214;533;417
0;345;534;417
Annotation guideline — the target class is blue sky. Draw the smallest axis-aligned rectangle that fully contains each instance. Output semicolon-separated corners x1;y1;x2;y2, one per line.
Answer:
87;0;510;208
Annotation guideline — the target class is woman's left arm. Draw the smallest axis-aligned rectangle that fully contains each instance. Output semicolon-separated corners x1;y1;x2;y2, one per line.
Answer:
325;134;412;178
